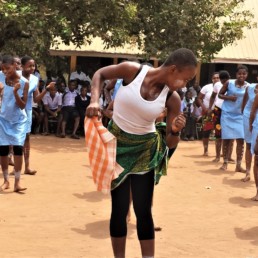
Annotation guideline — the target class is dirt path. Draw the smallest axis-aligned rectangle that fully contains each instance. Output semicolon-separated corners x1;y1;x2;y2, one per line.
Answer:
1;135;258;258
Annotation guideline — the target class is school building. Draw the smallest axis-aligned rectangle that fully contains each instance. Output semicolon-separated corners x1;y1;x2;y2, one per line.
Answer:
49;0;258;86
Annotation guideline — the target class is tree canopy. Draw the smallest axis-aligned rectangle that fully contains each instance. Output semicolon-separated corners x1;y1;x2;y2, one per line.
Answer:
0;0;255;65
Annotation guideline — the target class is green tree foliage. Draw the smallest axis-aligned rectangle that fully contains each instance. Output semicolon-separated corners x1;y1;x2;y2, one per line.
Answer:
0;0;255;65
130;0;255;62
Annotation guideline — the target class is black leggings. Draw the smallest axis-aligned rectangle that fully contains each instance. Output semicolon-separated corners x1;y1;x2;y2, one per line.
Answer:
110;170;154;240
0;145;23;156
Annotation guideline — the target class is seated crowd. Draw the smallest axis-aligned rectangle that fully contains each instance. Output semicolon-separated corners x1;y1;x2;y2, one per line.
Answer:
32;68;204;142
32;79;91;139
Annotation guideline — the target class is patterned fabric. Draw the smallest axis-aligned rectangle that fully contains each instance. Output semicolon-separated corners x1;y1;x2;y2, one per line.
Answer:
212;106;222;138
202;114;214;132
84;117;124;193
108;120;169;190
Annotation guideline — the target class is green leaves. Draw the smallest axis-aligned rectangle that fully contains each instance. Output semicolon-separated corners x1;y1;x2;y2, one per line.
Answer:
0;0;255;65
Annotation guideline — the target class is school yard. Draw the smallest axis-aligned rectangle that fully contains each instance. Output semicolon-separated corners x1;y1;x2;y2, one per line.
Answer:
1;135;258;258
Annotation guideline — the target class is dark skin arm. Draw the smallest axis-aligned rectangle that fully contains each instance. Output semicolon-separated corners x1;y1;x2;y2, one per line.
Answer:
165;91;186;148
33;82;56;103
241;87;249;113
102;100;114;119
207;91;217;115
218;80;237;101
14;81;29;109
196;92;208;115
250;94;258;132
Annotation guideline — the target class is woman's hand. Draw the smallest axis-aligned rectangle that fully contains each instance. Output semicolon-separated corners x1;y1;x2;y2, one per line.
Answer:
207;108;213;116
13;82;21;93
46;82;56;91
229;95;237;102
86;102;101;118
171;113;186;132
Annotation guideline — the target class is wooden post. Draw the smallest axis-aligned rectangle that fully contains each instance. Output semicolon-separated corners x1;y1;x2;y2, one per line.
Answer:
70;55;77;73
153;59;159;68
196;62;201;84
113;57;118;64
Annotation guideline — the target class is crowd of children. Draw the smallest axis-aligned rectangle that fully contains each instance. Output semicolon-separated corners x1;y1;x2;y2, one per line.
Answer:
1;53;258;201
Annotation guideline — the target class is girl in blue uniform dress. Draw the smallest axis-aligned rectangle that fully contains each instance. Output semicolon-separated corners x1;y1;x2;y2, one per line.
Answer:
20;56;56;175
241;83;258;182
0;55;29;192
249;89;258;201
219;65;249;172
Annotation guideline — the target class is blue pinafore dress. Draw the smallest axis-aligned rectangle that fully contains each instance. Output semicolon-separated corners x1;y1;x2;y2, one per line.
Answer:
221;79;248;139
243;84;257;143
0;72;28;146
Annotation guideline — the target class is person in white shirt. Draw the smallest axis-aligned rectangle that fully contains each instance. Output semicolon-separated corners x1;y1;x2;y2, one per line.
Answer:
59;80;80;139
197;72;220;156
70;65;91;92
42;86;62;135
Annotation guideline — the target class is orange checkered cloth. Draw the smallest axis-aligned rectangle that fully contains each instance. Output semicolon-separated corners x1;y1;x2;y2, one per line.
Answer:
84;117;124;193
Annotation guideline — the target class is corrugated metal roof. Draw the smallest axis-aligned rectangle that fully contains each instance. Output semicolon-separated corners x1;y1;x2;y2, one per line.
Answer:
213;0;258;64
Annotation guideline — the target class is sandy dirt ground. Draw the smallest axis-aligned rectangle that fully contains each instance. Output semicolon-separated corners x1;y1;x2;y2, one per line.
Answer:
1;135;258;258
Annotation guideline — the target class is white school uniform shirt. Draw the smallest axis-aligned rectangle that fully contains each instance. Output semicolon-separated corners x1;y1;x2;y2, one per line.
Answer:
213;81;224;108
200;83;214;109
43;92;62;110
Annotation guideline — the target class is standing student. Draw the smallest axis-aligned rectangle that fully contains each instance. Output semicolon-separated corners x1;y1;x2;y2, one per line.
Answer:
18;56;56;175
86;48;197;258
241;83;258;182
219;65;249;171
0;55;29;192
75;85;91;134
249;88;258;200
208;70;234;163
59;80;80;139
197;72;220;156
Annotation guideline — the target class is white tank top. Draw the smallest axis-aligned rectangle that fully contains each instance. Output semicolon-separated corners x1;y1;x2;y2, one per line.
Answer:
113;65;169;135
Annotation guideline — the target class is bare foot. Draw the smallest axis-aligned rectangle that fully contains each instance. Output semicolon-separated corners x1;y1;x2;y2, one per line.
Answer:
228;158;235;164
203;152;208;156
235;166;246;173
0;181;10;192
212;157;220;162
220;163;227;171
241;174;250;182
14;186;27;193
251;194;258;201
24;169;37;175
